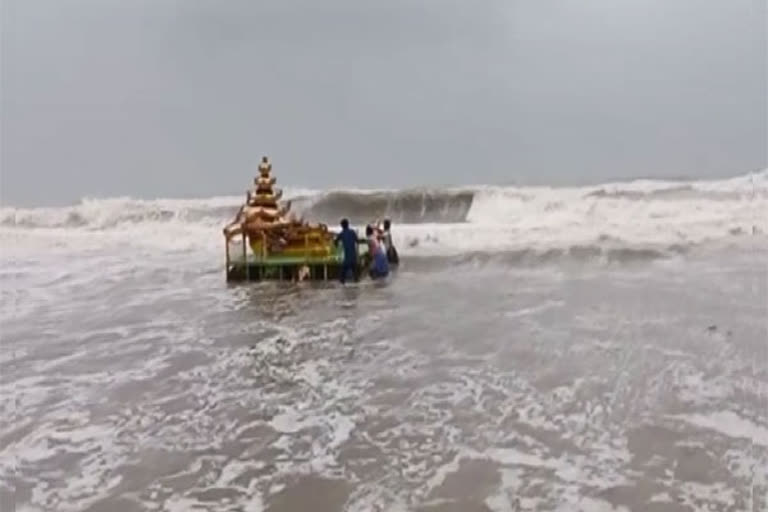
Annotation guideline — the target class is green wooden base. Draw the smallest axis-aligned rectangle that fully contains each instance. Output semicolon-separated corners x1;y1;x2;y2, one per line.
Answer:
226;260;364;282
226;242;372;282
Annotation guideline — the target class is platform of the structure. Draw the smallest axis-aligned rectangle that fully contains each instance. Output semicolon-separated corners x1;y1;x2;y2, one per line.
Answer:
226;255;363;282
225;237;373;282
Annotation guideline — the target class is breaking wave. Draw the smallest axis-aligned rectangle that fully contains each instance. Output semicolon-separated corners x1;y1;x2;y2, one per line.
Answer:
292;189;475;224
1;170;766;261
0;189;479;230
0;196;243;230
3;171;766;229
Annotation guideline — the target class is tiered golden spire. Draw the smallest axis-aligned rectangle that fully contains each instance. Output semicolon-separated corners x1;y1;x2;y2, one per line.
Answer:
224;156;293;239
249;156;282;207
223;156;334;257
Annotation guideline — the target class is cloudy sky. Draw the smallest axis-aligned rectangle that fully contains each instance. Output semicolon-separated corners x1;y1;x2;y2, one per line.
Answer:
2;0;766;206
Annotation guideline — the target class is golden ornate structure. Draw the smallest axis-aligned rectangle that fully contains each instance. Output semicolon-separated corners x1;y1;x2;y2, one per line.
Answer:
223;157;335;260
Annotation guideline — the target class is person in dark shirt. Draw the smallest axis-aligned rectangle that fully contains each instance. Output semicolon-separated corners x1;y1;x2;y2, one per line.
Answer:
381;218;399;266
334;218;359;283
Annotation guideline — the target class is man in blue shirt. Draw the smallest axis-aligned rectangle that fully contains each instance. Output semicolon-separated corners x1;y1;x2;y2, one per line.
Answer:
334;218;359;283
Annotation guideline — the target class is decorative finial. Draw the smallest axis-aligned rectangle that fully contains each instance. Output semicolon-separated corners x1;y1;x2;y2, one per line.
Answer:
258;156;272;177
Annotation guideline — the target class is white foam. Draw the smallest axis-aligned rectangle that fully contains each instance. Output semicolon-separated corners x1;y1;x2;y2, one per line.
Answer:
485;447;560;470
326;412;355;449
484;468;525;512
678;481;738;510
504;299;564;318
563;496;631;512
163;495;207;512
296;360;324;388
649;492;673;503
421;452;462;496
16;505;46;512
676;372;733;406
243;495;265;512
669;410;768;447
215;460;261;487
8;416;127;512
269;407;314;434
2;169;766;260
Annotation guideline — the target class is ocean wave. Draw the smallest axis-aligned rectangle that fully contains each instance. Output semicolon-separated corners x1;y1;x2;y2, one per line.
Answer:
1;171;765;265
0;188;479;229
402;243;690;270
2;170;766;230
0;196;243;230
292;189;475;224
584;184;696;200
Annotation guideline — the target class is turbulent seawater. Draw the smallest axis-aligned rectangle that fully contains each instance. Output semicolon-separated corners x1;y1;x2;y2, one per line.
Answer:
2;172;767;512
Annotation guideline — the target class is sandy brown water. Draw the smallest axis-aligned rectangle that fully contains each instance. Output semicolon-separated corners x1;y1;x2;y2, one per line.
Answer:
1;238;767;512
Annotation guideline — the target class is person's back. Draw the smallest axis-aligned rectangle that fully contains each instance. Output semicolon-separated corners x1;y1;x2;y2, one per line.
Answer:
335;219;359;283
381;228;392;251
337;228;357;262
382;219;399;266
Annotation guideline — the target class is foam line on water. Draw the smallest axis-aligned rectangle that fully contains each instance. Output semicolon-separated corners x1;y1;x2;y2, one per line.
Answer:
668;411;768;447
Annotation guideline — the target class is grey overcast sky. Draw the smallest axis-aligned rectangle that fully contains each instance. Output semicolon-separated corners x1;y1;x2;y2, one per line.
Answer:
1;0;766;206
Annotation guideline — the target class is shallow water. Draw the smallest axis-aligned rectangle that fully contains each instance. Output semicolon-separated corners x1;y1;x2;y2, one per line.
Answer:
2;233;766;511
